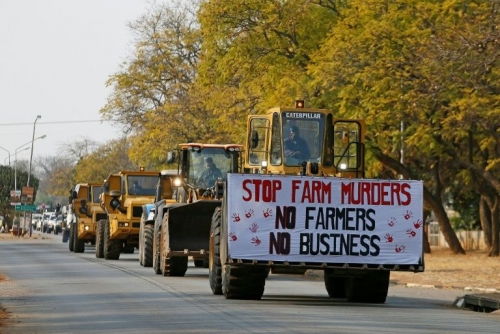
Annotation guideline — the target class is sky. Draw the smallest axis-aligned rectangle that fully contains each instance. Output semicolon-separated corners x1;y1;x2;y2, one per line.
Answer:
0;0;152;165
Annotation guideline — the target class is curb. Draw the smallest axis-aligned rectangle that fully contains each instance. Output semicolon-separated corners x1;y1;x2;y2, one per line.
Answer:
392;280;499;293
306;271;499;293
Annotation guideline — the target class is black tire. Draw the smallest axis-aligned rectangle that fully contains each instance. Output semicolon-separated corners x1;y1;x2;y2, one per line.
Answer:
68;225;74;252
324;269;346;298
62;229;70;243
95;220;104;259
123;245;135;254
138;217;145;266
143;225;154;267
194;259;204;267
222;264;267;300
160;213;188;276
71;223;78;252
104;220;121;260
74;234;85;254
345;271;390;304
209;207;223;295
73;222;85;253
152;224;162;275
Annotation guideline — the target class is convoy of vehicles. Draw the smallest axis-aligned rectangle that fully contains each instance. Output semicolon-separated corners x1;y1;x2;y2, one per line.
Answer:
151;143;243;277
97;170;158;260
35;101;424;304
207;101;424;303
69;183;106;253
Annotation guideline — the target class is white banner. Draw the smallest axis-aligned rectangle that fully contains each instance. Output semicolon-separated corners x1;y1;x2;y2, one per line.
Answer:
227;174;423;265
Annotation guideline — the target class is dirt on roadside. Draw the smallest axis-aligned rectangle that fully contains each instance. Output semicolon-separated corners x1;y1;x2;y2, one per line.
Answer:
390;248;500;291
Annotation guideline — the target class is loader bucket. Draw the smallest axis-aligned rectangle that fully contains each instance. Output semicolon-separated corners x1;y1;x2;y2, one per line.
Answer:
167;200;222;252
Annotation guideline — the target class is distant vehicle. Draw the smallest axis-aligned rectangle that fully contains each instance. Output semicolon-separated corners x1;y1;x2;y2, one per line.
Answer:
46;214;57;234
32;214;43;231
42;211;55;233
54;216;63;234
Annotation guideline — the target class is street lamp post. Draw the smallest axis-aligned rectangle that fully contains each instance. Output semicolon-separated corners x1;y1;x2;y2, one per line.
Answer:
27;115;41;187
13;134;46;237
0;146;10;166
14;134;47;191
13;145;29;236
14;146;30;191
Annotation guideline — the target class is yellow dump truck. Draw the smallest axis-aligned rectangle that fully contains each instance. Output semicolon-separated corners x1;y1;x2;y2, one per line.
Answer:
97;170;158;260
69;182;105;253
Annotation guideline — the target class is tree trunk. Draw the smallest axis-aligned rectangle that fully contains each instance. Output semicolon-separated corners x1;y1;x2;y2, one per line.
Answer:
424;188;465;254
371;148;465;254
423;227;431;253
479;196;492;249
488;196;500;257
423;209;431;253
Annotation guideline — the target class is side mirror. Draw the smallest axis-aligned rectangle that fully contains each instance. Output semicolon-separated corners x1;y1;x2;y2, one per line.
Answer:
250;131;259;149
166;151;176;164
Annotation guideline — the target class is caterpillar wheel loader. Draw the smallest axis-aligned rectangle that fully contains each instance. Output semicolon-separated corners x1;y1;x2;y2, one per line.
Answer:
209;101;424;302
152;143;243;277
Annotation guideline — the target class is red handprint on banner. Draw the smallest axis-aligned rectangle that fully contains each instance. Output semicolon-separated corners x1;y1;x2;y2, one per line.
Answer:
263;208;273;218
403;210;413;220
231;213;241;222
395;245;406;253
406;229;416;238
251;236;261;246
228;232;237;241
413;219;423;229
245;209;254;218
248;222;259;233
387;217;397;227
384;233;394;243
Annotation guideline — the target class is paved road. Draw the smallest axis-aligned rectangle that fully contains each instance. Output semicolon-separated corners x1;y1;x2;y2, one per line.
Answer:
1;233;499;333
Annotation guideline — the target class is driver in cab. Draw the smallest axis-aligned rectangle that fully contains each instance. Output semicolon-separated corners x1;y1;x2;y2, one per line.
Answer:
284;125;310;161
197;157;222;188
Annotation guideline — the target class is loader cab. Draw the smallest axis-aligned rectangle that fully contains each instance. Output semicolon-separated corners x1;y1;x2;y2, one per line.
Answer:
72;184;90;217
176;143;242;189
90;184;104;204
127;175;157;196
245;101;365;177
102;171;158;214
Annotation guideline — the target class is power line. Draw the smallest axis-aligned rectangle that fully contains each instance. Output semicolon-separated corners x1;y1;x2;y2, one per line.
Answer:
0;120;113;126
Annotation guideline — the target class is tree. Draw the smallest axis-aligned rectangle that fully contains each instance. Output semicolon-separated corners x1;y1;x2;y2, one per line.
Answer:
0;164;40;229
197;0;342;143
101;1;212;168
306;0;477;254
73;137;137;184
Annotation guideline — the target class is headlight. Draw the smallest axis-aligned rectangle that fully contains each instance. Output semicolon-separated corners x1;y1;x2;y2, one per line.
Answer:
173;177;182;187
